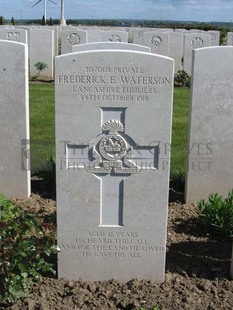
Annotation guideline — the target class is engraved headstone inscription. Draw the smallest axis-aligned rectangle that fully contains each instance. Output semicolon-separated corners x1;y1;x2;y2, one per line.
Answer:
0;40;30;198
185;47;233;203
56;50;174;282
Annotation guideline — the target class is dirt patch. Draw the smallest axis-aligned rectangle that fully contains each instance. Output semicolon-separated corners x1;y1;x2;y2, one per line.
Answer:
3;195;233;310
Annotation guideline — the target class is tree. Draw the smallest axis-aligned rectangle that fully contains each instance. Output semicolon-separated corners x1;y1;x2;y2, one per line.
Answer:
0;16;4;25
11;17;15;25
49;17;53;26
41;15;46;25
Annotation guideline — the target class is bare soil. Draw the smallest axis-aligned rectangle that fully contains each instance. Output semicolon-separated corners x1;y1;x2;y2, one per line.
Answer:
3;182;233;310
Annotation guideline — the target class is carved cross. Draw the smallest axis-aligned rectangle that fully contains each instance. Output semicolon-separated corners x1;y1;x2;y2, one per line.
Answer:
65;108;159;227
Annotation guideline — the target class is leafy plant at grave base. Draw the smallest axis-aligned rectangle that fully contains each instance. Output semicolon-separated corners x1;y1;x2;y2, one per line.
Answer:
0;193;58;303
174;70;191;88
33;62;48;80
197;190;233;238
34;62;48;75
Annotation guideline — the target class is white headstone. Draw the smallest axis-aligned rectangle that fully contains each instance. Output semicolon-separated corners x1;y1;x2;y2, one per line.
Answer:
0;40;30;198
72;42;151;53
56;50;174;282
143;32;169;56
185;47;233;203
183;33;211;75
29;29;54;78
102;31;128;43
87;30;103;42
207;30;220;46
168;32;184;73
227;32;233;46
0;28;27;44
61;29;87;54
132;29;145;45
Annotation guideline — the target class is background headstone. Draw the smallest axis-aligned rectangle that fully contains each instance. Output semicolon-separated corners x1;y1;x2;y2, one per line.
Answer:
185;46;233;203
61;29;87;54
183;33;211;75
207;30;220;46
227;32;233;46
0;28;27;44
168;32;184;73
56;50;174;282
143;32;169;56
101;31;128;43
0;40;30;198
72;42;151;53
29;28;54;78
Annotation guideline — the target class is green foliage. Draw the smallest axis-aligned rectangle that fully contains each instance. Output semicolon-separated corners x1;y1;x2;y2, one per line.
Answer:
198;190;233;237
49;17;53;26
34;62;48;75
41;15;46;25
11;17;15;25
174;70;191;88
0;194;58;303
29;84;55;174
171;87;190;178
0;16;4;25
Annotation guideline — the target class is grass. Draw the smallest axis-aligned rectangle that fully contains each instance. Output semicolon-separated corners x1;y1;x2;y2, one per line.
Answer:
29;83;190;178
171;87;190;178
29;83;55;174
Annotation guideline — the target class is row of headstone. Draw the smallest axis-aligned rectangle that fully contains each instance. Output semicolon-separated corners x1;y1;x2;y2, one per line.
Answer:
1;25;232;78
60;28;219;74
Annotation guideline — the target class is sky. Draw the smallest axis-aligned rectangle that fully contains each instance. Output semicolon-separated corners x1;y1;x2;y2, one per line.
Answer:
0;0;233;22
